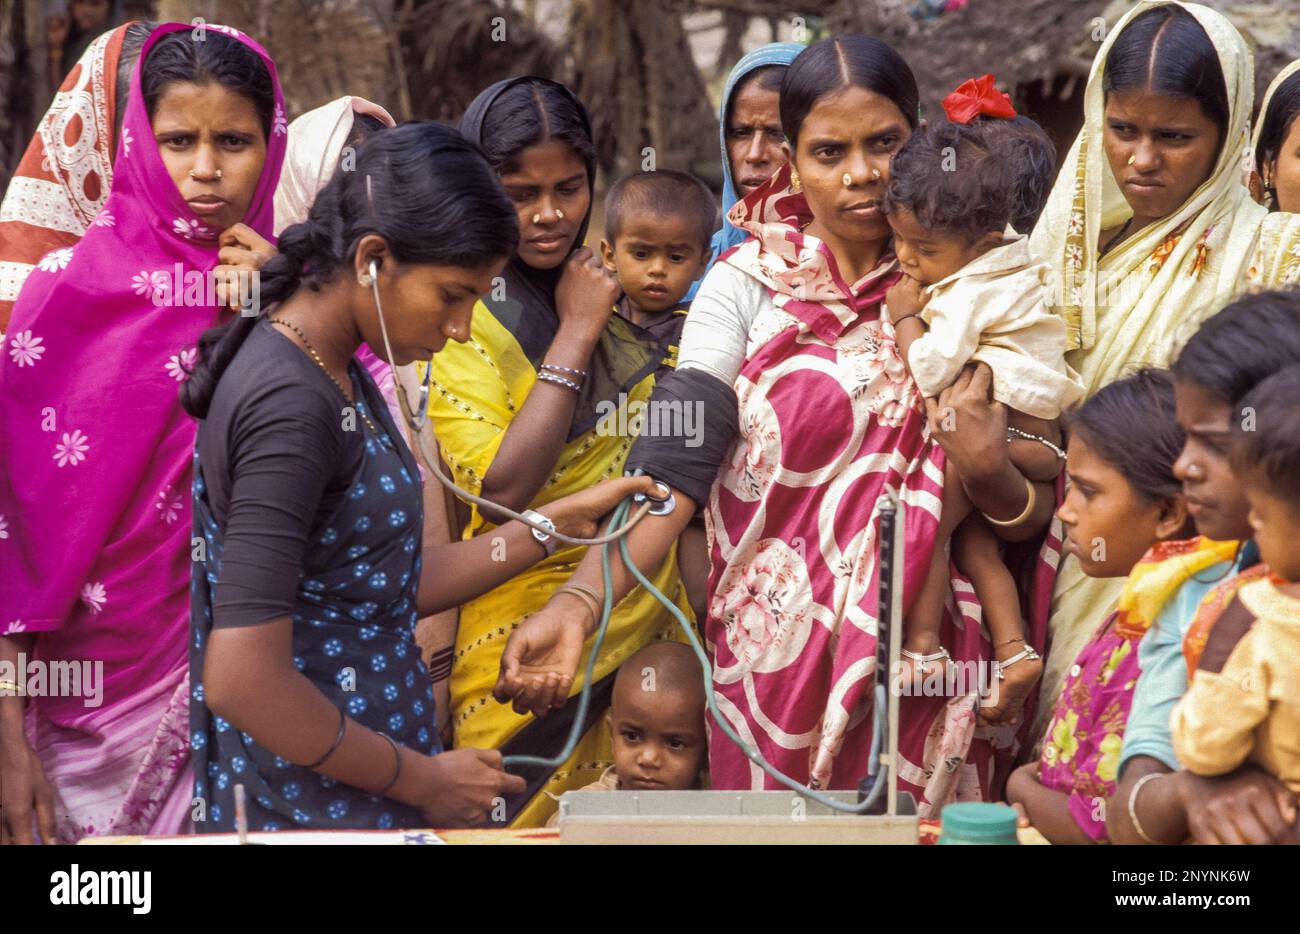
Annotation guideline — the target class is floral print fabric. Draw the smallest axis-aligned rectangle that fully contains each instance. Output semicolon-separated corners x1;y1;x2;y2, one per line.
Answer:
1037;612;1140;841
703;164;1059;808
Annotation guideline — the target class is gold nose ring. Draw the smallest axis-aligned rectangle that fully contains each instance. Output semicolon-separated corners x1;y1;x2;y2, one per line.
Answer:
843;173;853;187
556;209;565;220
189;169;222;179
1128;154;1137;165
872;168;882;179
532;213;541;224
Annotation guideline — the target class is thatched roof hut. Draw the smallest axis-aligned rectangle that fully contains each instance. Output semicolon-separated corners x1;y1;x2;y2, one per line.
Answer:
828;0;1300;160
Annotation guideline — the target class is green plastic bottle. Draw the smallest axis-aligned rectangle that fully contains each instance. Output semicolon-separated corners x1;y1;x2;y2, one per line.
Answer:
937;802;1020;845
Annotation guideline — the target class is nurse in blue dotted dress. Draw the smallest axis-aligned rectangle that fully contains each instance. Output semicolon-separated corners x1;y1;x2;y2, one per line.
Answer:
183;123;539;833
182;122;655;834
190;335;439;831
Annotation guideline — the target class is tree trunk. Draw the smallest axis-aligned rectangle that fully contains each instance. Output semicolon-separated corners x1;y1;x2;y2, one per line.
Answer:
570;0;720;185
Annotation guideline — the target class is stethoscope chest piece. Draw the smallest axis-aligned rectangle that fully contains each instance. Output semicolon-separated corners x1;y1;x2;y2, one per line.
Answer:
632;481;676;517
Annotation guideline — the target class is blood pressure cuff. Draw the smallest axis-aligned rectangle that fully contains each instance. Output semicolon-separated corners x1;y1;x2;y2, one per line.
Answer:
624;367;738;509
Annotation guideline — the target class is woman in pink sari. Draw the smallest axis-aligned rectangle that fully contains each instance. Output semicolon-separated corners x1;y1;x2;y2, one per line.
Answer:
0;21;286;844
496;36;1061;809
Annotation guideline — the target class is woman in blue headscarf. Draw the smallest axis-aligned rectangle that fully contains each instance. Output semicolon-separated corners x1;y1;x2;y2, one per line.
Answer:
687;41;803;298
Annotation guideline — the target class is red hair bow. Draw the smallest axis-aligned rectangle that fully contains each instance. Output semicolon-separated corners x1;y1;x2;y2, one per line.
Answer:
942;74;1017;124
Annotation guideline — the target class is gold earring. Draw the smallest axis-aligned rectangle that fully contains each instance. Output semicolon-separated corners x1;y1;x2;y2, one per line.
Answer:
358;273;372;287
1127;154;1137;166
790;167;801;191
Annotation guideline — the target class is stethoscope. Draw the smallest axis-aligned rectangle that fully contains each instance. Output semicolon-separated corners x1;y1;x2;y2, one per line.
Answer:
363;257;675;545
363;257;898;814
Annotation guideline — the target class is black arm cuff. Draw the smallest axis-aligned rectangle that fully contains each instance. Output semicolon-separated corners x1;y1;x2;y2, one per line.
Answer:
625;367;738;509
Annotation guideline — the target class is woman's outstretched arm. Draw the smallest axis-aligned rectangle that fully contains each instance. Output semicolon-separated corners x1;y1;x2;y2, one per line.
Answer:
493;499;696;717
414;474;659;616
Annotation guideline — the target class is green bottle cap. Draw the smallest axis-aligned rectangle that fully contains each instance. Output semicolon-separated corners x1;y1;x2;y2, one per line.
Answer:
937;802;1020;845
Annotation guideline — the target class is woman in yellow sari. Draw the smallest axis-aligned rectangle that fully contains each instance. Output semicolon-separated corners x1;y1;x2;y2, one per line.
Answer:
427;78;690;826
1029;2;1300;740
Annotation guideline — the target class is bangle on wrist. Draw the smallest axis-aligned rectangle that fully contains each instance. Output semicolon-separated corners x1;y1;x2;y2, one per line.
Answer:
556;582;604;628
304;706;347;770
1128;771;1167;845
373;732;403;798
541;363;588;379
892;311;925;327
981;475;1037;529
536;371;583;394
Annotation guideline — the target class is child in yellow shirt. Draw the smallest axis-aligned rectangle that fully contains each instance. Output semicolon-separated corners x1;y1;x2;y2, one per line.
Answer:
1171;365;1300;791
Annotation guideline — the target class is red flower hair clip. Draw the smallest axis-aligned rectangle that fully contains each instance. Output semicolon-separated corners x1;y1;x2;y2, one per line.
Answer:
942;74;1017;124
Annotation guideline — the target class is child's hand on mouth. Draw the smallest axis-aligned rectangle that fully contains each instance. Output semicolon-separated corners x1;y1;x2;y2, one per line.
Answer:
886;274;927;323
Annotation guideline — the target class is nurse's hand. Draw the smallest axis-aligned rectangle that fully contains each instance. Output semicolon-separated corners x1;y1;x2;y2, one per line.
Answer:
494;598;592;717
417;748;526;827
540;474;660;541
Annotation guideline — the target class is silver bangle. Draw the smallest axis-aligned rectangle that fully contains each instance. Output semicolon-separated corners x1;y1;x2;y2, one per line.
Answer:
541;363;588;378
1128;771;1165;845
536;371;582;393
1006;426;1066;460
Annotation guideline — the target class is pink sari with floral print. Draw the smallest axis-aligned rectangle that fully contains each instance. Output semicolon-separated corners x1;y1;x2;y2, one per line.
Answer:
0;23;286;841
703;165;1059;810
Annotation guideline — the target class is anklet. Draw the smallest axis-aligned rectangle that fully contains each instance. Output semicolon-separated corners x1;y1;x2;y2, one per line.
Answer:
993;645;1041;680
902;646;950;675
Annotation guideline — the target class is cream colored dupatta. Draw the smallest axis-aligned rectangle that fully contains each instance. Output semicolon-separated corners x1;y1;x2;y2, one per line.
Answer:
1031;1;1275;395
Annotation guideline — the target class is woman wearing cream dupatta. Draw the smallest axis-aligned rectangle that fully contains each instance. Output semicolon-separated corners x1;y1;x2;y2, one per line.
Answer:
1030;1;1300;741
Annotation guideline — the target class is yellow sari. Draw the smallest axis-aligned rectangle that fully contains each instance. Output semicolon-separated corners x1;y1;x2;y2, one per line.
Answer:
1029;1;1300;744
426;301;691;827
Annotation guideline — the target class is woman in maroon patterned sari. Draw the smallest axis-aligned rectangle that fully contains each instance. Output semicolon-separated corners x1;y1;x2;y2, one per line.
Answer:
495;36;1061;811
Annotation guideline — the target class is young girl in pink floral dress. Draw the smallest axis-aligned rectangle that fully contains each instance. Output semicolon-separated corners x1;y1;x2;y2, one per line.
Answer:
1006;368;1192;842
